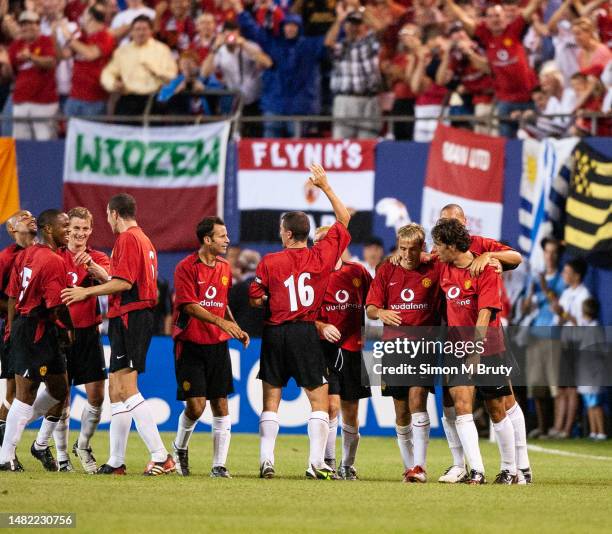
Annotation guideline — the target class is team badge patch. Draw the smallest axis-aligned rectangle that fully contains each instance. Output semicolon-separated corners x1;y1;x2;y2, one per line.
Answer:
183;381;191;391
352;278;362;288
503;38;513;47
39;366;47;377
464;280;472;290
422;277;432;288
221;275;229;286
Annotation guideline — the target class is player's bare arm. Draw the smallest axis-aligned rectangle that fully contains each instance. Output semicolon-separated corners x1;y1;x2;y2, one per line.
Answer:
6;296;15;330
61;277;132;305
315;320;342;343
469;253;506;276
366;304;402;326
225;306;250;348
475;307;492;343
309;164;351;227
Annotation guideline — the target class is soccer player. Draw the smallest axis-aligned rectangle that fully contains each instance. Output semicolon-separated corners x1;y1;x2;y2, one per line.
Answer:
0;210;73;472
172;216;249;478
62;193;174;476
366;223;442;483
249;164;351;480
55;207;110;473
314;225;372;480
0;211;37;446
437;204;531;484
432;218;517;485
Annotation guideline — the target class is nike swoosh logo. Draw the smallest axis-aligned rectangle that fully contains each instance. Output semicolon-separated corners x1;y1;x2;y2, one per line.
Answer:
116;355;126;359
389;282;398;286
197;281;206;284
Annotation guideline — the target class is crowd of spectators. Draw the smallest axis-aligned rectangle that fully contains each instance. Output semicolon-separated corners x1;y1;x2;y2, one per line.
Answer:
0;0;609;140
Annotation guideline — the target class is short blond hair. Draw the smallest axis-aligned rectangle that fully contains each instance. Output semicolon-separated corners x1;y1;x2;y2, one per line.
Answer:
314;225;331;242
68;207;93;225
397;223;425;244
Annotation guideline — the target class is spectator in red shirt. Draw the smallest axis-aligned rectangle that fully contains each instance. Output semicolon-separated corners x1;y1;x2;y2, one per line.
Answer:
63;3;115;117
64;0;90;23
0;11;58;140
447;0;543;138
155;0;196;54
191;12;216;62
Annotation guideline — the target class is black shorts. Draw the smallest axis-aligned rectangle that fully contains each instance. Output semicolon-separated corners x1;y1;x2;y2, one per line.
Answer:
381;384;436;400
66;326;107;386
259;322;327;389
476;384;513;401
321;341;371;401
174;340;234;400
0;328;14;379
10;315;66;381
108;309;154;374
444;353;513;389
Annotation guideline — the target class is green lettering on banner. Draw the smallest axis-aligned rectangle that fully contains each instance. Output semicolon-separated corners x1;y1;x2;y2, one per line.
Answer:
122;140;145;176
171;142;194;177
145;142;171;177
193;137;220;176
102;138;122;176
75;134;101;172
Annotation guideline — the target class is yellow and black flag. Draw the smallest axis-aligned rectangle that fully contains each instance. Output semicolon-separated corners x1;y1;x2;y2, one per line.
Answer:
564;142;612;267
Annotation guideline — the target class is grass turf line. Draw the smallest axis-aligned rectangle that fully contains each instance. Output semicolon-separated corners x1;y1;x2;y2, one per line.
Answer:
0;431;611;533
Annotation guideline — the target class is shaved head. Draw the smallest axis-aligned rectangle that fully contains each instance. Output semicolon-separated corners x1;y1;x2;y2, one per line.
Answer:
439;204;466;226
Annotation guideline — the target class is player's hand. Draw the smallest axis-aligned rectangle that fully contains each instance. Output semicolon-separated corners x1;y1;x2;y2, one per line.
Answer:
218;318;245;340
377;309;402;327
309;164;330;191
61;286;89;305
469;252;491;276
322;324;342;343
388;253;401;266
239;331;250;348
73;250;93;266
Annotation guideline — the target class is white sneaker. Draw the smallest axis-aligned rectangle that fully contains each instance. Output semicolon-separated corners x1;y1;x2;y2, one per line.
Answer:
72;442;98;475
438;465;468;483
595;433;608;441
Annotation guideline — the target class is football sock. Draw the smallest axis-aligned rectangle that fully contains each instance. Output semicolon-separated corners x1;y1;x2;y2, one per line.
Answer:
212;415;231;467
108;401;131;468
341;423;360;467
0;399;33;463
396;424;414;470
455;414;484;473
259;411;279;465
35;415;60;449
325;416;338;461
175;410;197;450
308;411;329;468
78;403;102;449
442;405;465;467
28;389;61;424
124;393;167;462
493;416;517;475
412;412;430;468
53;406;70;462
507;402;530;470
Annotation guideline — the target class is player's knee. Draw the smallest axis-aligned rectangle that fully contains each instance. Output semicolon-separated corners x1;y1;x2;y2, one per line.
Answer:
486;399;506;423
186;398;206;419
88;392;104;408
328;396;340;419
210;398;228;417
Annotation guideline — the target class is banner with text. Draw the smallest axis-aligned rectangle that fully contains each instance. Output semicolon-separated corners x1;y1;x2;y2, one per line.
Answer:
63;119;230;251
237;139;376;242
421;124;506;239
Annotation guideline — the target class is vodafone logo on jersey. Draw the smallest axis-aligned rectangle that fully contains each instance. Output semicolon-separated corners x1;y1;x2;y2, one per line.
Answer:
205;286;217;299
68;272;78;286
335;290;349;304
446;286;471;306
390;287;428;311
447;286;461;299
199;285;224;309
400;289;414;302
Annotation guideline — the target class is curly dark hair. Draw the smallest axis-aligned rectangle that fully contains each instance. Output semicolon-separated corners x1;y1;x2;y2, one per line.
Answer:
431;218;471;252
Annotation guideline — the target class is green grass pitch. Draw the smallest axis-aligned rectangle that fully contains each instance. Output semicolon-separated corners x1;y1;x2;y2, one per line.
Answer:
1;431;611;533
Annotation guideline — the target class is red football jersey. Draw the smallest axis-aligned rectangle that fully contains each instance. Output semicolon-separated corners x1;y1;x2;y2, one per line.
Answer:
317;261;372;351
249;222;351;325
9;36;58;104
474;17;537;103
469;235;514;255
70;29;116;102
172;253;232;345
6;244;66;317
0;244;24;321
108;226;158;318
366;260;443;332
439;262;504;354
59;247;110;328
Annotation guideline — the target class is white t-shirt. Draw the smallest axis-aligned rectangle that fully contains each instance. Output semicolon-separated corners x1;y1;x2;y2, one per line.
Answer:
40;17;78;96
559;283;591;326
214;41;263;105
552;21;580;84
111;7;156;46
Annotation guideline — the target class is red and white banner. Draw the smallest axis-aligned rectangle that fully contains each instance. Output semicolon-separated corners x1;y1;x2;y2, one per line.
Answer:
238;139;376;242
420;124;506;239
63;119;230;251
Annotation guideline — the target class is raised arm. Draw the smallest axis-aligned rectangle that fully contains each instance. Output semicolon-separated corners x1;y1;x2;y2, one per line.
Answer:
445;0;477;35
309;164;351;227
522;0;544;21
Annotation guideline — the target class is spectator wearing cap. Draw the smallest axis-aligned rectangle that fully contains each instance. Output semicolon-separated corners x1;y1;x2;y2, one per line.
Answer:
155;0;196;54
201;20;272;136
435;22;494;134
446;0;544;138
0;11;58;139
572;16;612;74
62;3;116;117
232;0;327;138
191;12;217;63
325;5;383;139
381;22;419;140
157;49;229;116
229;249;264;338
101;15;177;116
110;0;156;46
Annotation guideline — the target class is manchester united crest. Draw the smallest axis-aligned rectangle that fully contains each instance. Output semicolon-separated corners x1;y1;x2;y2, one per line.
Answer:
183;381;191;391
39;366;47;377
464;280;472;290
352;278;362;288
221;275;229;286
422;277;432;288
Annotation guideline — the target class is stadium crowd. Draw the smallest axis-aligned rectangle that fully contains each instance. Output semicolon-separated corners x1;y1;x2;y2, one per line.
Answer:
0;0;610;139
